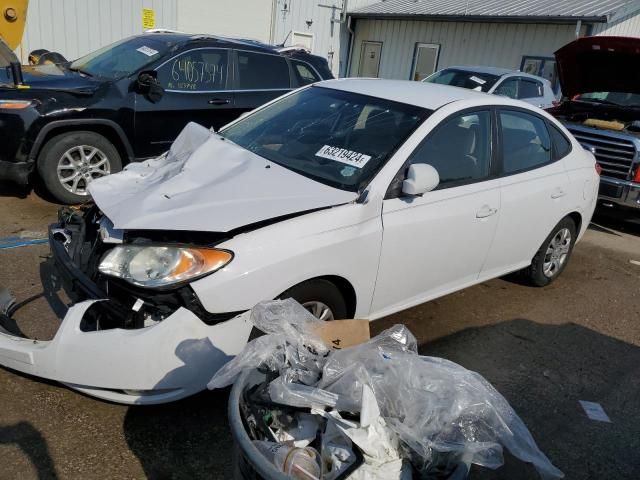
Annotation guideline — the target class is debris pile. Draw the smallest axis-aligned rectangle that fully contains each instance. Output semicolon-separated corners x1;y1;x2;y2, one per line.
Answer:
210;299;564;479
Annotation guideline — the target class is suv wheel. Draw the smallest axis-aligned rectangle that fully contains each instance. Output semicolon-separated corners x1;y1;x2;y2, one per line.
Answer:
525;217;577;287
38;131;122;204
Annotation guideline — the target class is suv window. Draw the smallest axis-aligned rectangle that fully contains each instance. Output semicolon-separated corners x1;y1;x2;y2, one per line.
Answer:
548;123;572;159
157;49;228;91
409;111;491;186
237;51;290;90
500;110;552;173
292;60;321;86
518;79;543;99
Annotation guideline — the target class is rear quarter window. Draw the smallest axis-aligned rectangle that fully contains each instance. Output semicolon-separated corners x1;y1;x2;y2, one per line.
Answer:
548;123;572;160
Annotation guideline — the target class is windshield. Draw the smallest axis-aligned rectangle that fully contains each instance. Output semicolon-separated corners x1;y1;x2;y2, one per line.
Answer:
69;37;171;80
424;69;500;93
576;92;640;107
220;86;430;192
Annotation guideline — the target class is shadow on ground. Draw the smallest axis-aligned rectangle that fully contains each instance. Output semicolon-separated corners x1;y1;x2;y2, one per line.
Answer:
123;388;233;479
420;319;640;479
0;421;57;479
121;318;639;479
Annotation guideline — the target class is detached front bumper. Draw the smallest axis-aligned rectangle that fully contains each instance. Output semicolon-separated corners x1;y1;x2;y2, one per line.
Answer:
0;224;253;405
0;301;252;404
599;175;640;210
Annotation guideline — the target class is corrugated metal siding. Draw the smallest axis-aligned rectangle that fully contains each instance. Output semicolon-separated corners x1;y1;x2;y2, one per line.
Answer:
350;19;580;78
16;0;177;63
593;11;640;36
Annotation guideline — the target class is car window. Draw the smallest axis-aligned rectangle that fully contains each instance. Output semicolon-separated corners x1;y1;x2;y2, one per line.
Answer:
494;78;518;98
548;123;572;159
237;51;290;90
500;110;552;173
408;111;491;186
292;60;320;86
424;69;499;93
157;49;228;91
220;86;430;192
518;79;543;99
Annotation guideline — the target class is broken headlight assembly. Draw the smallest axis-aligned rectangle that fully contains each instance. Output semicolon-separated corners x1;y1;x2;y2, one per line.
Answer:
98;245;233;288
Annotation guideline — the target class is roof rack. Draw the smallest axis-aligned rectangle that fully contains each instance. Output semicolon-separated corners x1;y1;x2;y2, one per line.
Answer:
275;45;311;54
144;28;187;34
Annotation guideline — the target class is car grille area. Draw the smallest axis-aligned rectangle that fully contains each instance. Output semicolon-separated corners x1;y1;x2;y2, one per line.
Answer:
566;127;636;180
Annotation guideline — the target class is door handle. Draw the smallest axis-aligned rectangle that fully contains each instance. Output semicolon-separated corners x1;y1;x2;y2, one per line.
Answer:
476;206;498;218
208;98;230;105
551;188;566;199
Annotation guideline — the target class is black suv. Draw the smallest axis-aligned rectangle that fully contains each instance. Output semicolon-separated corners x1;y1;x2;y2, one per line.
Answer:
0;32;333;203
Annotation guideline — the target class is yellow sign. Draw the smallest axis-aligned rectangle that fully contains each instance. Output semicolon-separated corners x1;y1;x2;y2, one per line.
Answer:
142;8;155;30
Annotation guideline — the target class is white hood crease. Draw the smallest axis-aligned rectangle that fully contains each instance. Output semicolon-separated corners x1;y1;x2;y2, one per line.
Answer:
89;122;358;232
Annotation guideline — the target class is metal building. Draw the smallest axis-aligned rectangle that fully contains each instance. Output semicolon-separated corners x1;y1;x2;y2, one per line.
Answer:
346;0;640;88
15;0;177;63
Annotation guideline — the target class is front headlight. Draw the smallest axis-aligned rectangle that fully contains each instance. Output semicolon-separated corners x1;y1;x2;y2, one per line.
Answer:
0;100;33;110
98;245;233;288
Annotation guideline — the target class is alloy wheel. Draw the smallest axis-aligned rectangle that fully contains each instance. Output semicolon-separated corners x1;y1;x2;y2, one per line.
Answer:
543;227;572;278
57;145;111;196
302;301;335;321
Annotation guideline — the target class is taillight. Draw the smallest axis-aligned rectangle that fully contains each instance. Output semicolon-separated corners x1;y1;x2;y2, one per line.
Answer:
595;163;602;176
633;165;640;183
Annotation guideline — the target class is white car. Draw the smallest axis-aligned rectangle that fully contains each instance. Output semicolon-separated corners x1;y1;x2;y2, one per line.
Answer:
0;79;599;404
424;66;558;109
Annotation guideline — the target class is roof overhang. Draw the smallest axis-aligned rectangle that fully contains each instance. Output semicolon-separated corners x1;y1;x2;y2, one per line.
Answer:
347;13;609;24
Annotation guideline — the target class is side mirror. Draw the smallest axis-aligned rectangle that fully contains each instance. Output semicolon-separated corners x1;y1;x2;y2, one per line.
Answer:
135;70;164;103
402;164;440;196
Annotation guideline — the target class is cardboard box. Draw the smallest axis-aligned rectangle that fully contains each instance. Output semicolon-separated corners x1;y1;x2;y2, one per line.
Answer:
313;319;370;350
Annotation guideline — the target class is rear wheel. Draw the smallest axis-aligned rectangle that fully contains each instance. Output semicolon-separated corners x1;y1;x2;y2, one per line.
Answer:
524;217;576;287
37;131;122;204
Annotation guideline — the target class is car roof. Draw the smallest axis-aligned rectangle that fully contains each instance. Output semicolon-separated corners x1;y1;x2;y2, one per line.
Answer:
444;65;550;84
316;78;503;110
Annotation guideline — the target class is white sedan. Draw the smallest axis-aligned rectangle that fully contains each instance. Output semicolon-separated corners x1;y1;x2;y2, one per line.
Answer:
0;79;599;404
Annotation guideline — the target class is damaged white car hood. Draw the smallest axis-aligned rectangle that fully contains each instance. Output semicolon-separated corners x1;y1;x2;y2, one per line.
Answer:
89;123;358;232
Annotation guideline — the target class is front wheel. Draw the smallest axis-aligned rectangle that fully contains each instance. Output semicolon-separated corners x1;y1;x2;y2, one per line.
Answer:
37;131;122;204
524;217;577;287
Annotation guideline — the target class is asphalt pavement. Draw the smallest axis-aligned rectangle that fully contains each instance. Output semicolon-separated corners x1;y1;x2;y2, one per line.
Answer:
0;182;639;479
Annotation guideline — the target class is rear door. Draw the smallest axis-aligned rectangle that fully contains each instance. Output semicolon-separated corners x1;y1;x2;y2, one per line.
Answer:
232;49;293;116
480;108;570;279
133;47;234;157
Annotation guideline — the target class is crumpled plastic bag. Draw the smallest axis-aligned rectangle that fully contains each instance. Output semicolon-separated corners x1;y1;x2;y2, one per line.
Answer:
208;299;328;389
318;325;564;479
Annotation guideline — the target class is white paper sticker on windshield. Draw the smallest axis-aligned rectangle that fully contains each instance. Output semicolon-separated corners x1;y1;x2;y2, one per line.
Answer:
136;46;159;57
469;75;486;85
315;145;371;168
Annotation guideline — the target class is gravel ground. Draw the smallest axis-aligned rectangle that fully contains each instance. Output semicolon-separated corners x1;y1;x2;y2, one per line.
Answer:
0;183;639;479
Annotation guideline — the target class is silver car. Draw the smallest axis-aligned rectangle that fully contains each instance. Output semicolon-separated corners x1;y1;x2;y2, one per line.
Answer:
424;65;558;109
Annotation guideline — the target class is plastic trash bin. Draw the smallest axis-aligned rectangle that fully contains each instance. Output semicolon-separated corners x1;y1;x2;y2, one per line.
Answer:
229;369;294;480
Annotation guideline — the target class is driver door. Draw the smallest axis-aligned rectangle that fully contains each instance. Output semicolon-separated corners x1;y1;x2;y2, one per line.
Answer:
371;110;501;317
133;48;236;158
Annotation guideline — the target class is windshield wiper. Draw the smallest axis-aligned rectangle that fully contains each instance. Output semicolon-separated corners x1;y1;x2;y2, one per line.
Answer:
67;66;93;77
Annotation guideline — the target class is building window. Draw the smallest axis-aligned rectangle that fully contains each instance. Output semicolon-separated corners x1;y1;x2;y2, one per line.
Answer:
521;56;559;93
410;43;440;81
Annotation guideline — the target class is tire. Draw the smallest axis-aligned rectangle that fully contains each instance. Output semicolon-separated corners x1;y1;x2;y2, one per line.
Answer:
524;217;577;287
248;279;348;340
37;131;122;204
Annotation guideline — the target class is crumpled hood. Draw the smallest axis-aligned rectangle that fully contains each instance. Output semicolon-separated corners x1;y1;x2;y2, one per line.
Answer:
555;36;640;98
89;123;358;232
